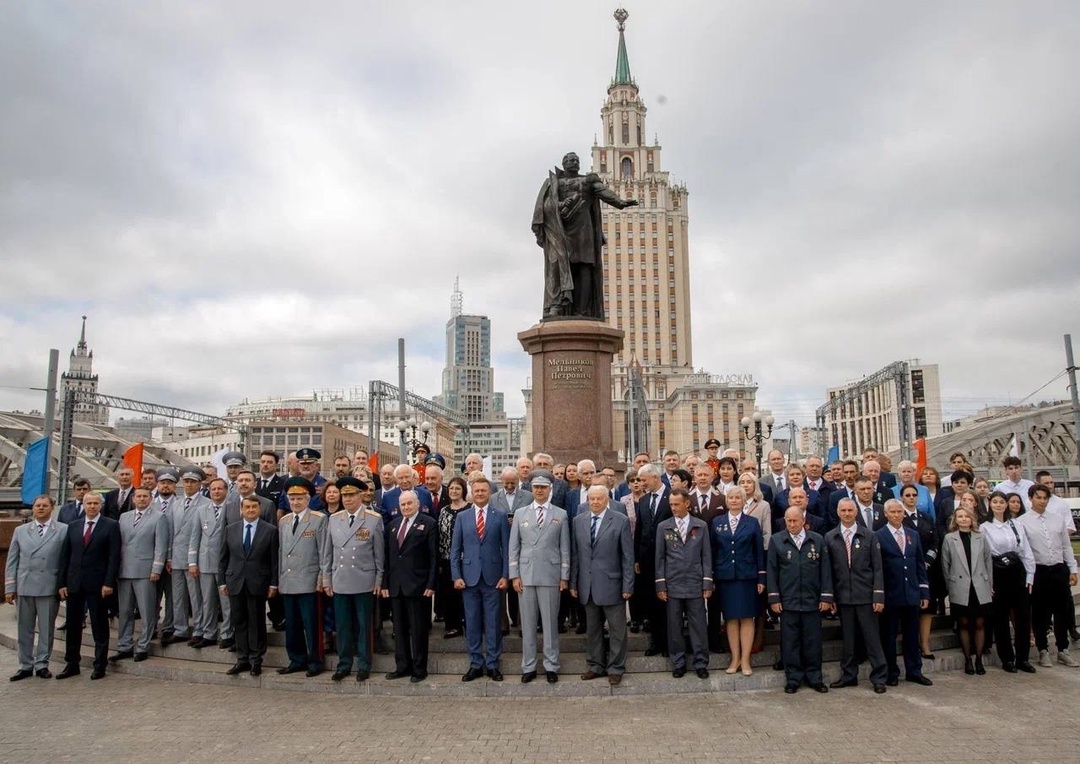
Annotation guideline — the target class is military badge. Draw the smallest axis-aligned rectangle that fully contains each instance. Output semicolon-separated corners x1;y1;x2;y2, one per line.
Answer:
301;529;315;538
521;521;530;529
357;528;371;540
807;544;819;561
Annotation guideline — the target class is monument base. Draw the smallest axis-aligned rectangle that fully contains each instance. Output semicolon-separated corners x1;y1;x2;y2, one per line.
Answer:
518;320;624;468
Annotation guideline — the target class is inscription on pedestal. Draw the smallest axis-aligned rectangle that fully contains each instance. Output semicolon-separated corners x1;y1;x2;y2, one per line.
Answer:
548;358;594;389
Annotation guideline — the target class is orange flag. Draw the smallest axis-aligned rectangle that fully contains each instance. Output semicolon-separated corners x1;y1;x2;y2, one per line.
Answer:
123;443;144;480
914;438;927;476
368;452;379;472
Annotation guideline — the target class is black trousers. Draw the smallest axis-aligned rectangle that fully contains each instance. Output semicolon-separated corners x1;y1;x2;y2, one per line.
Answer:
436;561;463;630
1031;563;1072;652
880;604;922;680
391;594;432;676
637;562;667;650
991;563;1031;664
837;603;887;685
64;591;110;670
229;591;268;664
267;593;285;628
780;609;823;686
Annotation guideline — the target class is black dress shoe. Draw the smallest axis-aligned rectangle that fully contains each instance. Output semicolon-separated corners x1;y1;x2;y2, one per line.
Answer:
964;657;975;675
1001;661;1017;673
133;653;148;663
488;668;504;682
784;684;798;694
109;650;134;662
672;667;686;678
9;669;33;682
575;624;587;635
277;665;305;675
829;679;857;689
521;671;537;683
644;647;662;657
57;665;81;680
385;670;410;680
272;621;286;632
226;662;251;675
218;638;235;650
906;675;933;686
462;666;484;682
629;621;641;634
410;673;427;683
443;629;463;639
557;624;567;634
305;667;323;678
160;634;183;646
546;671;558;684
250;664;262;676
90;668;106;680
34;668;53;679
810;683;828;693
356;670;370;682
873;684;886;694
974;659;986;676
773;659;784;671
187;636;202;647
1017;661;1037;673
192;638;215;649
501;627;510;636
331;670;350;682
696;668;709;679
886;677;899;686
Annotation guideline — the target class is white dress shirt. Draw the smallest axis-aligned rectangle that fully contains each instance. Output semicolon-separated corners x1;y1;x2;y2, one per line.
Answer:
1016;510;1077;573
982;518;1036;584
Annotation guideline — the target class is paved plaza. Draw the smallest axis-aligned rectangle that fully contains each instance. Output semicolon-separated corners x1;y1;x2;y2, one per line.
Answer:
2;642;1078;763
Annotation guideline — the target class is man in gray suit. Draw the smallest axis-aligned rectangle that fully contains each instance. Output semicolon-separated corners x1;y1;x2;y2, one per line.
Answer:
112;486;169;662
655;488;713;679
824;498;888;693
5;494;66;680
509;470;571;684
152;468;180;640
162;466;208;646
187;477;232;649
570;485;635;686
574;459;627;521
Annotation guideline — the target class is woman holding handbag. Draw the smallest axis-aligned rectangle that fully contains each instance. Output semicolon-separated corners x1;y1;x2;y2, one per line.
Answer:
982;490;1036;673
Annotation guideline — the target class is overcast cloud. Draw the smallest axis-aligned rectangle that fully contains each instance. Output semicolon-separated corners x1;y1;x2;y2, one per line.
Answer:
1;1;1077;431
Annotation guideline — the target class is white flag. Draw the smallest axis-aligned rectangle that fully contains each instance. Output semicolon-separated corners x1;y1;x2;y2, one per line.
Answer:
481;455;493;481
1006;435;1019;458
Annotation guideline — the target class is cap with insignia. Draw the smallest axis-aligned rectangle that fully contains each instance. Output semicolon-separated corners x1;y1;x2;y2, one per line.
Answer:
425;452;446;469
222;451;247;467
530;469;554;487
284;476;315;497
414;443;430;455
296;447;321;463
336;475;371;495
704;438;721;449
156;467;181;482
180;466;206;482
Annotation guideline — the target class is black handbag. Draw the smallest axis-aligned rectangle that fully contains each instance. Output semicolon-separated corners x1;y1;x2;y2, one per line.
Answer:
992;520;1024;570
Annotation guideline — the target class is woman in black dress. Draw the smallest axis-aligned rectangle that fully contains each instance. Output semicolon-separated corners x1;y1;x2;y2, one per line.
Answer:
436;477;470;638
941;497;993;675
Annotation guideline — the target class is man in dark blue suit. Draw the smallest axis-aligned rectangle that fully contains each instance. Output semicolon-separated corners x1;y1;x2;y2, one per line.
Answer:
379;464;435;521
451;476;510;681
825;460;860;529
770;465;822;532
57;492;121;680
58;478;92;525
876;499;933;687
852;477;888;531
635;464;672;655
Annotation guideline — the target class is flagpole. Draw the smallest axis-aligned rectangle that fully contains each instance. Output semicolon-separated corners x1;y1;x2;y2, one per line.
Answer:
41;349;59;496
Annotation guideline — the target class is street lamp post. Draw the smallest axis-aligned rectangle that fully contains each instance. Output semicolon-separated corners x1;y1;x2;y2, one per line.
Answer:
740;411;775;475
396;418;432;464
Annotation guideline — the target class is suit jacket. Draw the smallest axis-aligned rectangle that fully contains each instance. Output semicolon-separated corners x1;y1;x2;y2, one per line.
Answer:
57;500;85;526
891;484;935;519
378;485;436;522
224;493;277;526
767;530;834;611
277;510;332;594
327;508;385;594
58;516;121;594
118;508;169;579
430;486;451;513
902;511;939;564
826;485;858;529
219;519;279;596
449;504;510;587
570;509;635;607
688;489;725;525
188;502;228;571
807;478;836;513
574;497;626;526
757;480;775;505
165;493;210;568
5;519;66;596
709;513;765;584
940;530;992;606
255;473;286;508
771;486;823;529
853;503;887;532
824;524;884;606
491;487;531;517
876;524;929;607
508;502;571;587
385;513;440;597
872;479;893;506
934;488;959;535
655;515;713;598
103;487;134;520
634;488;672;569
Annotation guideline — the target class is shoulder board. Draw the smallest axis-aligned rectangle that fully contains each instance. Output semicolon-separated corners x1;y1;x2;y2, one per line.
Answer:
332;510;349;519
364;509;381;518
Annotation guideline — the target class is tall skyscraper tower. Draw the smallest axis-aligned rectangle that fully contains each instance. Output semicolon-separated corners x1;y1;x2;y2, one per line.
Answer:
435;278;505;422
61;316;109;426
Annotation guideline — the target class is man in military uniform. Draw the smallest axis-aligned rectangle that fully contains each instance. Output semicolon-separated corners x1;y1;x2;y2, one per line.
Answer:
187;477;232;649
295;448;328;512
277;477;332;677
112;486;168;662
221;451;246;499
162;466;207;646
152;468;179;641
654;489;713;679
768;507;834;694
326;476;384;681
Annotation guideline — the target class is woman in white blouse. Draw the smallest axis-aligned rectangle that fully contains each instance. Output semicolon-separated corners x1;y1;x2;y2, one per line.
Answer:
983;490;1036;673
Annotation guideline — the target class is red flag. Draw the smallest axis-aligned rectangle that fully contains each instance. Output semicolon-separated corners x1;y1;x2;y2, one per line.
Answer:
123;443;144;480
914;438;927;476
368;452;379;472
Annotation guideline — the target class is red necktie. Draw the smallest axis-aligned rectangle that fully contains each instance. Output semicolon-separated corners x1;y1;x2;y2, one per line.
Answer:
397;517;409;546
476;508;485;541
83;521;93;546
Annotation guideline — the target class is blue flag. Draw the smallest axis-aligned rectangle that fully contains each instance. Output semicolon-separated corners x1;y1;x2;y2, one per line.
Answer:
21;437;50;506
826;445;839;465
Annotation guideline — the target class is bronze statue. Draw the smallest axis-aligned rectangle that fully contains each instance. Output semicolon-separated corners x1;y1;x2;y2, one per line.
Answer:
532;152;639;320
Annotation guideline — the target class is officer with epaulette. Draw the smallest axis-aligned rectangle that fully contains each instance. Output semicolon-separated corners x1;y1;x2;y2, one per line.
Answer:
221;451;246;500
326;476;384;682
277;477;332;677
162;466;208;647
767;507;834;694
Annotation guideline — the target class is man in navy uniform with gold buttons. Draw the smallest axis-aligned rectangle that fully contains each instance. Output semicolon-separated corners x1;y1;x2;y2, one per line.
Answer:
326;476;384;682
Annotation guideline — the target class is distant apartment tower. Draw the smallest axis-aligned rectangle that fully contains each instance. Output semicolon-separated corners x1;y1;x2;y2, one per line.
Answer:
61;316;109;426
824;361;942;457
433;279;504;422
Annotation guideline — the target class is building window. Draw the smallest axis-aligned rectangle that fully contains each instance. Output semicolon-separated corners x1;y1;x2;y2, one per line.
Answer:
621;157;633;180
622;122;630;144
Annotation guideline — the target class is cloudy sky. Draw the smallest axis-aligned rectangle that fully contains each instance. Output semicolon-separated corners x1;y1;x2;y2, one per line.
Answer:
1;1;1077;432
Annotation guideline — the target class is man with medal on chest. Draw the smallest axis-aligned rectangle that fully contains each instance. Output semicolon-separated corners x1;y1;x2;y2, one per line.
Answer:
768;507;834;694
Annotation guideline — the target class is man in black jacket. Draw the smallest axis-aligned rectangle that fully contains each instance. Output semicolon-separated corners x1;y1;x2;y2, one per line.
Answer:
219;497;279;676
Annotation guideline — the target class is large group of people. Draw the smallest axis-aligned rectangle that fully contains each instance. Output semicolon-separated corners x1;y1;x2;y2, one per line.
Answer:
5;443;1078;696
